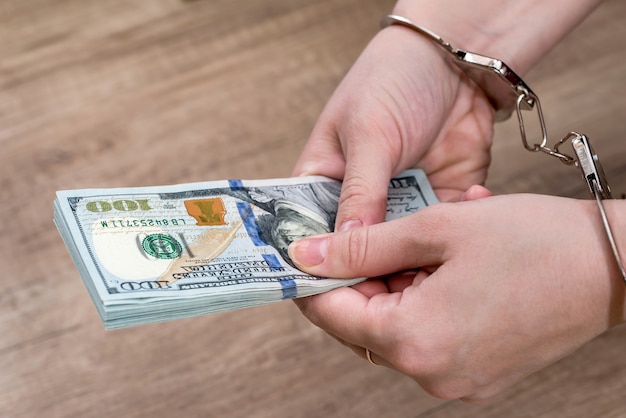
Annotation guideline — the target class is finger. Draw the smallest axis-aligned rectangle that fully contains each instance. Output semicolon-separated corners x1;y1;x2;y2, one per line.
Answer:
431;184;493;203
350;278;390;298
288;207;448;278
292;128;346;179
294;287;374;344
460;184;493;201
333;123;398;230
362;347;391;368
352;271;425;296
293;120;396;229
386;270;428;293
295;286;405;367
332;332;393;368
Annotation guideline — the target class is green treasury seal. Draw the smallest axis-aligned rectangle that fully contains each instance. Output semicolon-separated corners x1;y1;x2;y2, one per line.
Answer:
142;233;183;259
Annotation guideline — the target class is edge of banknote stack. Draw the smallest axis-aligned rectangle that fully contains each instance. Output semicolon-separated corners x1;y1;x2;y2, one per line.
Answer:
54;170;438;329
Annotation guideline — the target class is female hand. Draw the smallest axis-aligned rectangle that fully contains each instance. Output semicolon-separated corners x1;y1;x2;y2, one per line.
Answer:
292;25;495;230
288;193;626;401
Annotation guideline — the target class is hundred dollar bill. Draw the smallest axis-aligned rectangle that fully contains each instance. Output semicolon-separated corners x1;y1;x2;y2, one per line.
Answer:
54;169;438;329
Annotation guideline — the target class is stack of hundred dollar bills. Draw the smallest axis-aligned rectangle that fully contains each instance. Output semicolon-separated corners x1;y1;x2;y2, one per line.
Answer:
54;170;437;329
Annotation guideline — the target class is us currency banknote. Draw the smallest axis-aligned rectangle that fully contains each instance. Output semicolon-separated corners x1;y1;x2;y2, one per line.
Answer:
54;170;438;329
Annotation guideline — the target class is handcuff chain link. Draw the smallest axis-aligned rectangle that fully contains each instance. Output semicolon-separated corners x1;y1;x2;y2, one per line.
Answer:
515;87;626;283
514;89;576;165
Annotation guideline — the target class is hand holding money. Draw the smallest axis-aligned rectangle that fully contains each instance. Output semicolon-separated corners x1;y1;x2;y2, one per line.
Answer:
54;170;437;329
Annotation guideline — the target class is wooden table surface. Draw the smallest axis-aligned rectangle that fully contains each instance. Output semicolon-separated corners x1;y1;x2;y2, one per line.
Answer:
1;1;625;417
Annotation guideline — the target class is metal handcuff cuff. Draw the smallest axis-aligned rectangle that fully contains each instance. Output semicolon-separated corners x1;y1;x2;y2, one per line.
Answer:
381;14;626;283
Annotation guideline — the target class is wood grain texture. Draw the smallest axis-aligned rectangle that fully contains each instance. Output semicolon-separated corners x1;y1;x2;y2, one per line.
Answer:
0;0;624;417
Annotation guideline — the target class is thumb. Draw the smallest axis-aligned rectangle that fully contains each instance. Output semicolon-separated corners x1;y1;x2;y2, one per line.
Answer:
332;126;400;230
291;120;395;230
288;209;447;279
292;131;347;179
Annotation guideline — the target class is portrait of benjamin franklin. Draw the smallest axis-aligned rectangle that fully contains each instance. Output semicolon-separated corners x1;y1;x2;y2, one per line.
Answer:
224;181;341;267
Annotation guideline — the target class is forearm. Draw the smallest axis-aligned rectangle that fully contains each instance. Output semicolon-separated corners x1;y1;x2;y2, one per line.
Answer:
392;0;603;75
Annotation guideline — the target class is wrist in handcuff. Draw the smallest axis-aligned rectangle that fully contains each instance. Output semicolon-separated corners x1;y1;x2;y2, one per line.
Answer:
380;14;626;283
381;14;533;122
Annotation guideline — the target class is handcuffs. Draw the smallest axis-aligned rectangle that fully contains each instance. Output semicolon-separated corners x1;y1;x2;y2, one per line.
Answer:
381;14;626;283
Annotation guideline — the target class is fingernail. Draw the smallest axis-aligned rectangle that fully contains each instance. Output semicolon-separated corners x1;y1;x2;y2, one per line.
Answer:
338;219;363;232
288;236;329;267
